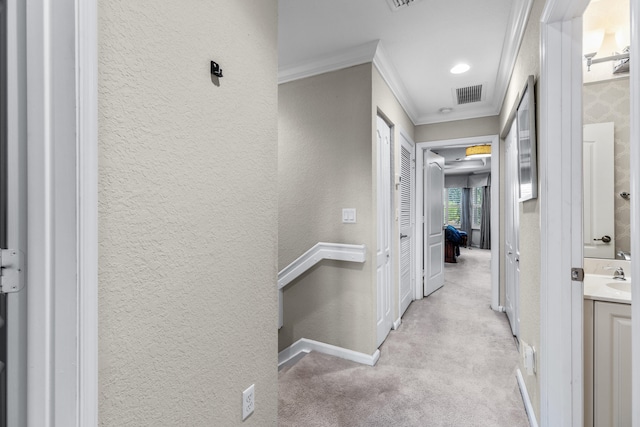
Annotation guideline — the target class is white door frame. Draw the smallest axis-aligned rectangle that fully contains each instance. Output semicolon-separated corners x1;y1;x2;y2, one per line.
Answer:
26;0;98;425
5;0;28;424
415;134;500;310
631;0;640;422
539;1;589;425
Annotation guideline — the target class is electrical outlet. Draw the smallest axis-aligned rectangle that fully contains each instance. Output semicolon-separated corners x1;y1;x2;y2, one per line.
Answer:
242;384;255;421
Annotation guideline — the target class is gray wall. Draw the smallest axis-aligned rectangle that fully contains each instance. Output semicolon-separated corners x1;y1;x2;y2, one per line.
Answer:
415;116;499;142
98;1;279;424
278;64;376;355
583;78;630;255
498;0;546;418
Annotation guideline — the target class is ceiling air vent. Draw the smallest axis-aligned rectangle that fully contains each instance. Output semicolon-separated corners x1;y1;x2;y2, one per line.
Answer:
386;0;422;12
454;84;484;105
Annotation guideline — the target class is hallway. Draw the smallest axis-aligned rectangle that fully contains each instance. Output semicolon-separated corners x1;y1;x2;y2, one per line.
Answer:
278;248;528;426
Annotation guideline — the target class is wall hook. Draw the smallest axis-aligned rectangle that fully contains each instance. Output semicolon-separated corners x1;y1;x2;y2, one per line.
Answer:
211;61;223;78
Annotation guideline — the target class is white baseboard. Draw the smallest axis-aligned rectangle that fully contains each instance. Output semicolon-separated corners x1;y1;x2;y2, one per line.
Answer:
278;338;380;368
492;305;506;312
393;318;402;330
516;368;539;427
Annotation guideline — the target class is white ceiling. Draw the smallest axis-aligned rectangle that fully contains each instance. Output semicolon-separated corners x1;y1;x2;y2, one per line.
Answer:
278;0;533;125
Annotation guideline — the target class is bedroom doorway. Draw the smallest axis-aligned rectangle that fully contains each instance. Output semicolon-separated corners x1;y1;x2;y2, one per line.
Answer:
415;135;500;310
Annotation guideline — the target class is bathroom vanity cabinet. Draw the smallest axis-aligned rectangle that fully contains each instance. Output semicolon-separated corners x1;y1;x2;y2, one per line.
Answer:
584;300;632;427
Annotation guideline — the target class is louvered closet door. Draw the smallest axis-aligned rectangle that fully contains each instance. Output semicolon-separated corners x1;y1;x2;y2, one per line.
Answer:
399;135;415;317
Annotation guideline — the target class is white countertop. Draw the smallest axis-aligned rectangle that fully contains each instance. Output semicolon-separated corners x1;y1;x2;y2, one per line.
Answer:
583;274;632;304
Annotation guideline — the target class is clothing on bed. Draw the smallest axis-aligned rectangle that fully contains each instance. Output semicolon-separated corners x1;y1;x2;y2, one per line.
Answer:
445;225;467;257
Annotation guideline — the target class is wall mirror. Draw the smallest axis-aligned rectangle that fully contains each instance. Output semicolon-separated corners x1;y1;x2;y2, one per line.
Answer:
516;75;537;202
582;0;630;260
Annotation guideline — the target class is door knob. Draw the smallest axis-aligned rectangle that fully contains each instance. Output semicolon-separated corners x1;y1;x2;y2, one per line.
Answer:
593;235;612;243
400;234;408;239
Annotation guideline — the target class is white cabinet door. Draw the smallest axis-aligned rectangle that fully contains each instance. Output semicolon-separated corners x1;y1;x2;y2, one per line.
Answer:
584;300;595;427
594;301;631;427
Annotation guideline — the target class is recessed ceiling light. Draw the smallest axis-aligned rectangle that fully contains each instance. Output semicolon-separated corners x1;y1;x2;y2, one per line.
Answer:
450;63;470;74
439;107;453;114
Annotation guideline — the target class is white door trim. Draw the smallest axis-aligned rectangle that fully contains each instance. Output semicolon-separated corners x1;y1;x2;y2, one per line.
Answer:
26;0;98;425
539;1;588;425
77;0;99;425
630;1;640;425
415;135;500;311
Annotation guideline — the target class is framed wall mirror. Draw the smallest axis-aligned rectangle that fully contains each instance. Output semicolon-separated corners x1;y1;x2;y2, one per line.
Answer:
517;75;538;201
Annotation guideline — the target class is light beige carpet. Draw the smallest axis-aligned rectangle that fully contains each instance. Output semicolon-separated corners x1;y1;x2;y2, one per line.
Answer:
278;248;529;427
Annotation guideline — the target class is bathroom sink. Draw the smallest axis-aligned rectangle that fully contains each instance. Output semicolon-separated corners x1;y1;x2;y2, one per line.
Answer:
607;281;631;293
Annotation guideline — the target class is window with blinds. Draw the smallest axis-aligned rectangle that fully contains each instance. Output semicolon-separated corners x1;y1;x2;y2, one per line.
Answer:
472;187;483;228
445;187;462;226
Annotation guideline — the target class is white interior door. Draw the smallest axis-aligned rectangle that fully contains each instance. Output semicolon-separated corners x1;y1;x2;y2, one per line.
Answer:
424;150;445;296
505;121;520;338
376;116;393;347
583;122;615;259
399;133;415;317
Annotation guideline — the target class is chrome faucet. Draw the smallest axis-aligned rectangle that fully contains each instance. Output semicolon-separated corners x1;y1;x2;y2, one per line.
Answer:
612;267;626;281
617;250;631;261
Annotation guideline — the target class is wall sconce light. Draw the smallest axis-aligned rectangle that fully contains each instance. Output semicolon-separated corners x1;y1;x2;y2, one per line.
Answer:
583;28;630;72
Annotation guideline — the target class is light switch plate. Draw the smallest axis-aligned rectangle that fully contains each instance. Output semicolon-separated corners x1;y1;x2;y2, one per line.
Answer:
342;208;356;224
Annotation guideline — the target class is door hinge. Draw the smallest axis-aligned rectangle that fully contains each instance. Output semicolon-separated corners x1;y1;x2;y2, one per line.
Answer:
571;267;584;282
1;249;25;294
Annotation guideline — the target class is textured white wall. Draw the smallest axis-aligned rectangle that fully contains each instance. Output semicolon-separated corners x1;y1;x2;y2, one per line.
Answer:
498;0;546;418
278;64;376;355
98;1;278;425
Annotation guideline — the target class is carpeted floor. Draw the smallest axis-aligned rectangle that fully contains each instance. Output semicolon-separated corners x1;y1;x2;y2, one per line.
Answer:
278;247;529;427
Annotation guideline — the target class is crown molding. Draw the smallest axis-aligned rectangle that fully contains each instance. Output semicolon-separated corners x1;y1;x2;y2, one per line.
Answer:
278;40;420;124
278;0;533;127
416;106;499;125
371;41;419;124
490;0;535;114
278;40;379;84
